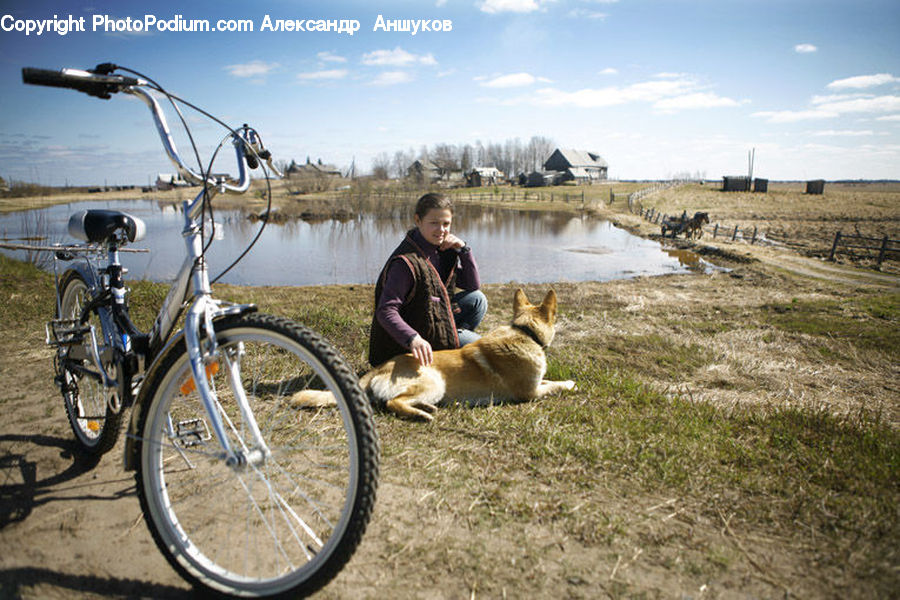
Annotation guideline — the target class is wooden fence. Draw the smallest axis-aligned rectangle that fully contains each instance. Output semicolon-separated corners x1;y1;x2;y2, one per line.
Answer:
357;188;599;208
634;205;899;268
828;232;900;268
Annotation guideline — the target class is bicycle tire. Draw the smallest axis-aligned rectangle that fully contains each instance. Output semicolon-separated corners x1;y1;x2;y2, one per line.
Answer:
134;313;379;598
57;271;124;455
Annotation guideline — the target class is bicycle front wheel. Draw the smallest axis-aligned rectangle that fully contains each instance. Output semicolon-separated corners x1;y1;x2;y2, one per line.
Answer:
134;314;379;598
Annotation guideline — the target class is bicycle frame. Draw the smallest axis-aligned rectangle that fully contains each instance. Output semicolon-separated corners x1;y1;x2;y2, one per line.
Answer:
59;84;272;468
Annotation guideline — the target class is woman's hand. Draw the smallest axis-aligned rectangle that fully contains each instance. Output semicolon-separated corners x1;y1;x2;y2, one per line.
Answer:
439;233;465;252
409;334;434;366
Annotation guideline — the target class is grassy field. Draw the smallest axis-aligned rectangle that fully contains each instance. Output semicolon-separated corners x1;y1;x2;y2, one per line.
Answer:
1;246;897;598
0;181;898;598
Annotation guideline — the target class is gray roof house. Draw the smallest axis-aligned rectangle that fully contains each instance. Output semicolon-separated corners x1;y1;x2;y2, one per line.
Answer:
543;149;608;183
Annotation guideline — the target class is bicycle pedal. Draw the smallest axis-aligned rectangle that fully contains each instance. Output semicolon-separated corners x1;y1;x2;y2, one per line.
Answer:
173;418;211;448
46;319;91;347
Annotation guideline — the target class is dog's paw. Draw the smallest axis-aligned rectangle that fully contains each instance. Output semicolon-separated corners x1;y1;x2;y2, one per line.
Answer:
562;380;577;392
386;397;437;421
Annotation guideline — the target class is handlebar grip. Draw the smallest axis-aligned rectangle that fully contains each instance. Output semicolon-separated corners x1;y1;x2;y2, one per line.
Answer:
22;68;73;88
22;67;137;100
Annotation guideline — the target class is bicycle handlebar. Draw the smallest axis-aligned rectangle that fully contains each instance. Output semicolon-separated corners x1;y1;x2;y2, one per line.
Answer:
22;67;140;100
21;64;280;192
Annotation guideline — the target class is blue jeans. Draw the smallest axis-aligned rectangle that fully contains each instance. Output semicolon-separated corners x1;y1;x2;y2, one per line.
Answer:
453;289;488;347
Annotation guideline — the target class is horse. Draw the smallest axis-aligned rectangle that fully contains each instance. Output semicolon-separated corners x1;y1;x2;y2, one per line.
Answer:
684;212;709;239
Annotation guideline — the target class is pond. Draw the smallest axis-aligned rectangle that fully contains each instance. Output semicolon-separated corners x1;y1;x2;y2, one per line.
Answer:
0;198;704;286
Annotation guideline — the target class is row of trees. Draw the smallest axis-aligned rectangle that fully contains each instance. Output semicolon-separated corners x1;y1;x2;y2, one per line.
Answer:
370;135;556;180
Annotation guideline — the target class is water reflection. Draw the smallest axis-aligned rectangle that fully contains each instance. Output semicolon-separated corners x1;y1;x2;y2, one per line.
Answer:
0;199;695;286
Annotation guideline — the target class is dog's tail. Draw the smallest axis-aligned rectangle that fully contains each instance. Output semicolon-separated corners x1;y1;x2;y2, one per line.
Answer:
289;372;373;409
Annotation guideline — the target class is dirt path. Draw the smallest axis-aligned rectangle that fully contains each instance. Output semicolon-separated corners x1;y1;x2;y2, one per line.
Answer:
763;252;900;289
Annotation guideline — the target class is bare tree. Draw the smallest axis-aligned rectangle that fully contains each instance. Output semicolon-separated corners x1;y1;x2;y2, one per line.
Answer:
372;152;391;180
527;136;555;172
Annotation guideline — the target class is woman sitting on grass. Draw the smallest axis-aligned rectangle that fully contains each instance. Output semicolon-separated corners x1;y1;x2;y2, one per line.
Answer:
368;192;488;367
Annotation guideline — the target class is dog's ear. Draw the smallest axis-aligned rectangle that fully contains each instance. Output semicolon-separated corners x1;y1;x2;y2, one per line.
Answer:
540;289;557;320
513;288;530;314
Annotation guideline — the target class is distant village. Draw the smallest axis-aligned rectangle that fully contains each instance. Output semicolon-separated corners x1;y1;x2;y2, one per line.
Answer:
155;147;609;192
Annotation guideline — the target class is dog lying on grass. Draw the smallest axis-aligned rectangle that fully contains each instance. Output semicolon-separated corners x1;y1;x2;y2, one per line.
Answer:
295;289;576;421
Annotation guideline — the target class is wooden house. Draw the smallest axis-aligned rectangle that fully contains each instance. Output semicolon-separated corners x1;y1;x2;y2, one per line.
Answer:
466;167;505;187
542;148;608;183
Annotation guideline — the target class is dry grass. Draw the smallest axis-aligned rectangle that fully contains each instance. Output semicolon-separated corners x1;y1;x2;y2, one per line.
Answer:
0;182;898;598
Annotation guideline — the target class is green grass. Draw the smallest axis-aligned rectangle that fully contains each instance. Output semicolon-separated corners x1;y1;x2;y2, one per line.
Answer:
763;294;900;357
2;253;897;593
588;333;715;380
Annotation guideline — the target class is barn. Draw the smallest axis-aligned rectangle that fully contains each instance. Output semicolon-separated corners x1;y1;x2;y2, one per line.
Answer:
542;149;608;183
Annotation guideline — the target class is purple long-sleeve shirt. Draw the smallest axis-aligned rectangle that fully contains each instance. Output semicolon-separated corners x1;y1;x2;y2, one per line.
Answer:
375;229;481;348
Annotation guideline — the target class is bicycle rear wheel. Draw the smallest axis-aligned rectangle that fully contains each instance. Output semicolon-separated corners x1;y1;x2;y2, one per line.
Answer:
134;313;379;598
56;271;123;455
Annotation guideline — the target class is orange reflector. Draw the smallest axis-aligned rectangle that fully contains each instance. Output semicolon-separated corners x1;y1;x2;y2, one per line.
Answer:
87;420;101;432
179;361;220;395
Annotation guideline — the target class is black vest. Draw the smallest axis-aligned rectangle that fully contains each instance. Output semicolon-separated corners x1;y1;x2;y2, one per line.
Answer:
368;230;459;366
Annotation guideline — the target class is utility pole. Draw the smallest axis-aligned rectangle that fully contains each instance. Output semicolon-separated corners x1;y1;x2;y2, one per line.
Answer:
748;147;756;184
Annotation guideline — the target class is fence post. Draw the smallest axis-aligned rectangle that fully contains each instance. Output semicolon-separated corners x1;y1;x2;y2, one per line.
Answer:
751;226;757;244
877;235;888;269
713;223;718;238
828;231;842;261
732;225;739;241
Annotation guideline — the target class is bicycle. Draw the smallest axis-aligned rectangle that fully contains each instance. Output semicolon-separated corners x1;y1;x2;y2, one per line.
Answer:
19;64;379;598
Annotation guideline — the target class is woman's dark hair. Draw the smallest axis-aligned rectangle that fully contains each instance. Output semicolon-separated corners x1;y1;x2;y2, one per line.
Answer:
414;193;453;218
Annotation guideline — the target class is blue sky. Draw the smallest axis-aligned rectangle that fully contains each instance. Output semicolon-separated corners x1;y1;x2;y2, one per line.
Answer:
1;0;899;186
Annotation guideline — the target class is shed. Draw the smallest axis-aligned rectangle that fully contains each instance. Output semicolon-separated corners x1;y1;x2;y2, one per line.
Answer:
525;171;560;187
467;167;504;187
753;178;768;193
806;179;825;195
722;176;750;192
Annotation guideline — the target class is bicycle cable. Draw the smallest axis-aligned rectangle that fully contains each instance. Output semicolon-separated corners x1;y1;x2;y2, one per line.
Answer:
114;65;275;284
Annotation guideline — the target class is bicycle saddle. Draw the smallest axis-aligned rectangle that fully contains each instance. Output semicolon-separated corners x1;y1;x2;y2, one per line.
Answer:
68;209;146;244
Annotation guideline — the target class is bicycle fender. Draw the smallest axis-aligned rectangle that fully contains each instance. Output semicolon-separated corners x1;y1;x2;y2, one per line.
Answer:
123;308;256;471
64;263;101;292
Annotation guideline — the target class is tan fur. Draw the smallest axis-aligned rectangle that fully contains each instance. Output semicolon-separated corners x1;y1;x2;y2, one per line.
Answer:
292;289;576;421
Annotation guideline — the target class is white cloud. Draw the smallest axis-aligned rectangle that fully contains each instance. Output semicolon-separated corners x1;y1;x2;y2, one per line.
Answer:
654;92;742;112
598;67;618;76
752;109;838;123
361;47;437;67
296;69;348;81
481;72;541;88
815;95;900;114
827;73;899;89
876;114;900;122
502;75;739;112
794;43;818;54
317;51;346;63
224;60;278;78
371;71;413;86
811;93;869;105
812;129;876;137
479;0;541;13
